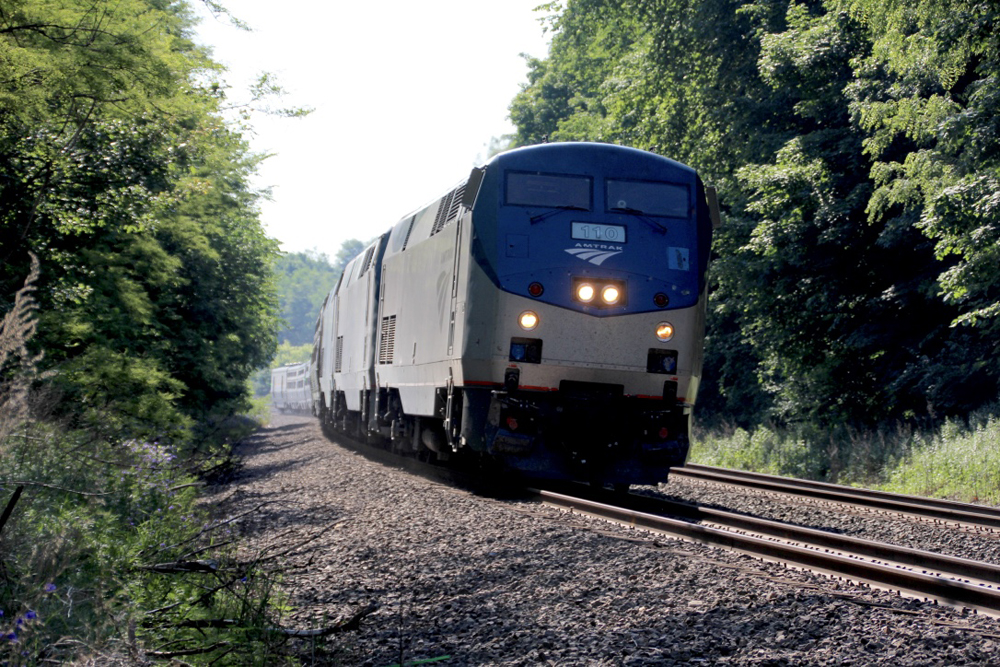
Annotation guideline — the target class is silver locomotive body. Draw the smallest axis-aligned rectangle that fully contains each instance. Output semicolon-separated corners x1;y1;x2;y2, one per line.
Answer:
314;143;718;486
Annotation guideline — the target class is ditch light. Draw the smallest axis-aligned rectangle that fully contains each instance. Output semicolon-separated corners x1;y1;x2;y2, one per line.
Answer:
573;277;626;307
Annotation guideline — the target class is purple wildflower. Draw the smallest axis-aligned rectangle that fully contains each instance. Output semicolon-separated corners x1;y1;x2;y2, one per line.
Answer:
25;611;37;620
45;583;57;593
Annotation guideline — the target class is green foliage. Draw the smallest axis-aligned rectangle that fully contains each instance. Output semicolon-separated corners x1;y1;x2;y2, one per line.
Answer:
332;239;368;277
271;240;366;348
0;1;299;659
880;416;1000;503
843;0;1000;341
1;249;296;663
250;341;312;397
693;409;1000;505
54;347;192;442
510;0;1000;430
274;249;341;346
692;419;920;484
1;0;282;436
1;422;294;664
691;426;820;479
272;341;313;366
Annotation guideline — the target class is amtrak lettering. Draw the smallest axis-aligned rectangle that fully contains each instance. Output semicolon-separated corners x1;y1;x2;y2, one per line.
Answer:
564;243;624;266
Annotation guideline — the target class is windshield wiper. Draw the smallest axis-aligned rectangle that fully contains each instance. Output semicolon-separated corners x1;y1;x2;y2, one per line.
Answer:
609;206;668;234
529;205;589;224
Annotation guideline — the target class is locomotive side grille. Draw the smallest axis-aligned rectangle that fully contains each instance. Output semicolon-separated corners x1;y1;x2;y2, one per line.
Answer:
431;190;455;236
335;336;344;373
401;215;416;251
360;245;376;274
378;315;396;364
447;183;465;223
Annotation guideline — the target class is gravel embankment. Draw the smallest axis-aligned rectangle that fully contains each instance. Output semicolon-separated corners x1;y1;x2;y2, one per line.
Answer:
205;413;1000;665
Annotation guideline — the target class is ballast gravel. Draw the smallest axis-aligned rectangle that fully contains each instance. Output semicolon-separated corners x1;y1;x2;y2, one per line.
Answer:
206;413;1000;665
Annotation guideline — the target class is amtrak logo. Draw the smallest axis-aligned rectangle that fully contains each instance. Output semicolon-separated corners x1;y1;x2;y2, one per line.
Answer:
564;243;624;266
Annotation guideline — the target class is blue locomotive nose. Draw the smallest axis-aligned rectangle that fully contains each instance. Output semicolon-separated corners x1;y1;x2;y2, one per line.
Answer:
470;143;712;316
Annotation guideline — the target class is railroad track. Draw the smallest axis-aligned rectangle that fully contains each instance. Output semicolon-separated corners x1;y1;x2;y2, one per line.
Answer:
322;426;1000;615
673;463;1000;531
532;484;1000;617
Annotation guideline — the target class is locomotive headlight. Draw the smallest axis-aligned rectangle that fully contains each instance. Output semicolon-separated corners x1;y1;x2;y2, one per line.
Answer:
518;310;539;331
601;285;621;305
655;322;675;342
576;283;596;303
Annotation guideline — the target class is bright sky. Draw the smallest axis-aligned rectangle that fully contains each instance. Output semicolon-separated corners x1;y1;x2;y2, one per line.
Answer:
194;1;553;258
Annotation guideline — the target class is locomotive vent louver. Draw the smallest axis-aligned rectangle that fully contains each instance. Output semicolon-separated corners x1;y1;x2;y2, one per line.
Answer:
447;183;465;222
378;315;396;364
431;183;466;236
400;215;416;252
335;336;344;372
431;191;454;236
360;245;376;274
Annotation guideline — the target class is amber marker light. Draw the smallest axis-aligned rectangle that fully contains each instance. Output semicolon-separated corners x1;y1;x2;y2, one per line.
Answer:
577;283;596;303
601;284;621;305
655;322;675;342
519;310;539;331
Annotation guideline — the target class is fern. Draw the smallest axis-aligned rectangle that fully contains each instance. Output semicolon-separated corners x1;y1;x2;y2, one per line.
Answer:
0;252;41;445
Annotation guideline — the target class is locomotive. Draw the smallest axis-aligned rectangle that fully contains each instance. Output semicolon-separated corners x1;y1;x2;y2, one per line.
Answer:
312;142;719;487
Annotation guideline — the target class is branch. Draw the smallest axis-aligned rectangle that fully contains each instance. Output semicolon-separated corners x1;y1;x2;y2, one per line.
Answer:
169;481;205;493
139;501;271;557
281;604;379;636
177;539;235;562
0;479;109;497
145;574;242;616
0;486;24;536
139;559;219;574
144;642;231;659
238;521;335;567
159;603;379;636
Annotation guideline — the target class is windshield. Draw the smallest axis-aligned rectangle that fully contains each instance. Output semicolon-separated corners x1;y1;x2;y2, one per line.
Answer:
506;172;592;210
607;179;689;217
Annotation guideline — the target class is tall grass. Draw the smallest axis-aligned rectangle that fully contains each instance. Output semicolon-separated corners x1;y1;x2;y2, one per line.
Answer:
880;417;1000;504
691;409;1000;505
688;425;821;479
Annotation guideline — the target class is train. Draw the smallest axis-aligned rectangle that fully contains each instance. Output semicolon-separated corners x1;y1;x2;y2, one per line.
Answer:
270;362;312;413
310;142;719;488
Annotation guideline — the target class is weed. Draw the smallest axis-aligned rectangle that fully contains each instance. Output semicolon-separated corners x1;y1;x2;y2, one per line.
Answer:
692;409;1000;503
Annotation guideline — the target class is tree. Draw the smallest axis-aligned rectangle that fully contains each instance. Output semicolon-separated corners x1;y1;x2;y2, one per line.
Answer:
332;238;367;276
506;0;999;428
274;249;340;346
844;0;1000;347
1;0;282;438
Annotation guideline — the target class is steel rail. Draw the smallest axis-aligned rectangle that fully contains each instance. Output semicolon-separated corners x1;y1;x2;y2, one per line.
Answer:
534;487;1000;616
318;422;1000;614
673;464;1000;529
